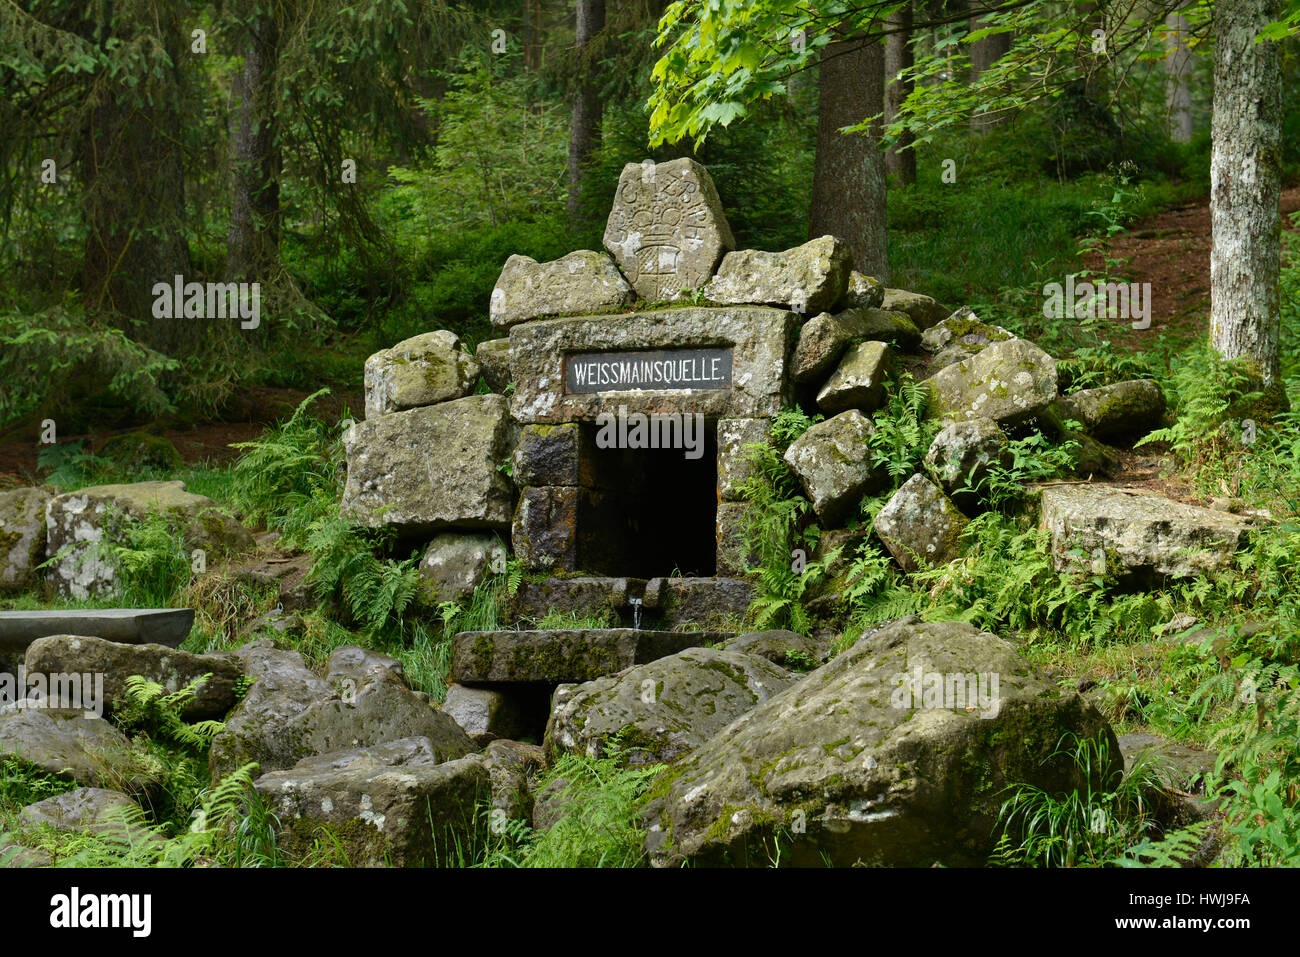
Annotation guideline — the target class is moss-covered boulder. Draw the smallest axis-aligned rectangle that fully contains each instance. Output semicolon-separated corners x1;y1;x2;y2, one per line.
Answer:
880;288;950;330
782;410;889;526
98;432;183;472
19;787;143;836
44;481;253;600
925;339;1057;428
704;235;852;314
418;532;506;603
211;655;473;781
0;708;159;794
843;271;885;310
923;417;1010;505
544;646;800;766
253;739;487;867
1056;379;1166;444
1038;484;1256;581
24;634;241;720
363;330;480;418
340;395;514;533
920;307;1015;371
873;474;969;572
816;340;892;414
642;617;1119;867
0;487;51;593
491;250;634;328
474;337;512;394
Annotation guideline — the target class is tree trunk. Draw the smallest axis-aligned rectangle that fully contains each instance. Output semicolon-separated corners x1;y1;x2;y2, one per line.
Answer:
567;0;605;222
810;36;888;281
969;3;1011;133
1210;0;1284;407
1164;13;1193;144
227;16;282;283
80;30;194;356
885;4;916;185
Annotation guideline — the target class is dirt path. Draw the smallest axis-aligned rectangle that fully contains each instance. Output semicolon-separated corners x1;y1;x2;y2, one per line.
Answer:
1087;185;1300;352
0;385;362;489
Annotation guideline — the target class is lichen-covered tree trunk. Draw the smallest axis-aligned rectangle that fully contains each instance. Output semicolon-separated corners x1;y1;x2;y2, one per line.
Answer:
80;28;194;357
227;16;282;283
810;36;888;281
969;2;1011;133
1164;13;1193;143
1210;0;1284;405
885;4;916;185
567;0;605;222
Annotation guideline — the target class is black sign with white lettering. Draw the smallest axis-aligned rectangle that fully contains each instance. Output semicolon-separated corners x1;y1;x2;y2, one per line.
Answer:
564;347;733;393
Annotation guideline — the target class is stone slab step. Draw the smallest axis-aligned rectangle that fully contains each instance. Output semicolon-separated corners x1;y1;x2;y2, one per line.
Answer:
450;628;733;683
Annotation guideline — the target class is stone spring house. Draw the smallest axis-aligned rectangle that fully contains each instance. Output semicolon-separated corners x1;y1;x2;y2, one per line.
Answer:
340;157;950;632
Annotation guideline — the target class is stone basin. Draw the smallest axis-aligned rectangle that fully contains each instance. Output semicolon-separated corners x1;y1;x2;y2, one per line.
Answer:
0;608;194;671
450;628;732;684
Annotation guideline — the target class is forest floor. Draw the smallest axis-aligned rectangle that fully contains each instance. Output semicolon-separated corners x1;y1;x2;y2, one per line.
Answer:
1;185;1297;490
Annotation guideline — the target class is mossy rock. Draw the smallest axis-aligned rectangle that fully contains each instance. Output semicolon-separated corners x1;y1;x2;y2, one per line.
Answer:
98;432;183;473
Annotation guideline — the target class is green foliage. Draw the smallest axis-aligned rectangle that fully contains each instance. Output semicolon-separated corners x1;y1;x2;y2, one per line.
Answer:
100;508;192;607
0;303;179;429
738;407;824;632
228;389;346;547
994;732;1172;867
385;51;568;234
962;432;1079;512
1136;347;1263;478
867;375;937;485
303;517;421;638
37;439;114;490
481;736;661;868
115;675;226;753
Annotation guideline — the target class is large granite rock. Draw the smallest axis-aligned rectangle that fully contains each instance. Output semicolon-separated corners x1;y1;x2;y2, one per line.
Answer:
0;708;156;793
24;634;241;720
792;308;921;385
509;307;796;424
212;665;473;782
0;608;193;677
0;487;51;593
253;739;487;867
925;339;1057;428
873;474;969;572
923;417;1010;502
450;629;726;684
603;158;734;301
880;288;950;330
513;423;597;487
209;643;338;781
19;787;142;835
363;330;480;418
704;236;851;314
782;411;888;526
1056;379;1166;443
441;684;532;746
642;618;1118;867
490;251;634;329
1039;485;1255;581
340;394;514;532
816;340;891;414
45;481;253;600
544;646;799;766
474;338;513;393
643;577;754;629
843;272;885;310
325;646;407;688
418;533;506;604
718;630;833;670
